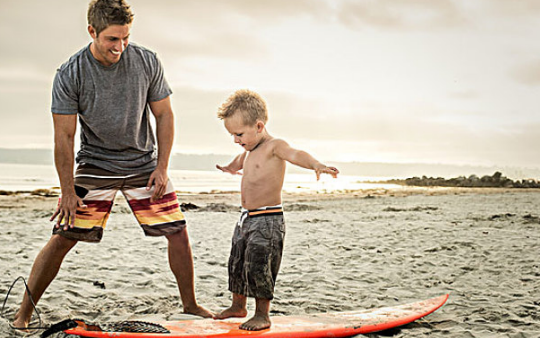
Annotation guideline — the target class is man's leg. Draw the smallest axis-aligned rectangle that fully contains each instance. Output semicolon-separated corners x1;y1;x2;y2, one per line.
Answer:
166;229;213;318
13;234;77;329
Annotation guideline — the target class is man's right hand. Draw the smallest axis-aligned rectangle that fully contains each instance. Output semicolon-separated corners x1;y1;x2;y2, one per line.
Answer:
50;192;86;231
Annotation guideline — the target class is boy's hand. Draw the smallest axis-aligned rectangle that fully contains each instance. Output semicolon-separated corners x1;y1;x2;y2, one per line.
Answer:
315;166;339;181
216;164;242;176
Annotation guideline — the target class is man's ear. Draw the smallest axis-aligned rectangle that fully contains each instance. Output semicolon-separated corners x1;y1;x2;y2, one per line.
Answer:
88;25;97;39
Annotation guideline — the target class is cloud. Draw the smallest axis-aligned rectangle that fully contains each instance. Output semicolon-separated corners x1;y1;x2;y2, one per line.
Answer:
0;88;52;148
510;60;540;86
1;0;538;168
336;0;467;30
132;0;328;23
129;0;330;62
0;1;88;72
137;28;267;63
483;0;540;17
448;90;480;100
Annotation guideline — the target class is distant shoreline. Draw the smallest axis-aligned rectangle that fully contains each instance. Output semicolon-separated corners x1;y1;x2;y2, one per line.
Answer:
1;148;540;180
2;185;539;202
2;171;539;200
376;171;540;189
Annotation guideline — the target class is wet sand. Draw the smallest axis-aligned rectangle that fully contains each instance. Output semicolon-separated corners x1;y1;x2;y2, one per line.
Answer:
0;188;539;337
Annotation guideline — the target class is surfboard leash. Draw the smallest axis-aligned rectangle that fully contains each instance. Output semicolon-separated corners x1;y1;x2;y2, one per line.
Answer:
0;277;78;337
1;276;50;332
2;276;170;337
34;318;171;337
41;319;171;337
40;319;79;337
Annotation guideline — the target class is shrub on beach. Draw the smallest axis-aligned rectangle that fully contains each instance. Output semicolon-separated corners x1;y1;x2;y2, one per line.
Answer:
389;172;539;188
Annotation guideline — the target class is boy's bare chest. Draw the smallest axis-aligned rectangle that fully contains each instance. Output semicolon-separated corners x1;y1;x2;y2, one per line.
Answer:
243;150;282;179
243;152;267;175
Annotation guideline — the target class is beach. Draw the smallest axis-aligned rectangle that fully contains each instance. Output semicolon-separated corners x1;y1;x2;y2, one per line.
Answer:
0;188;539;337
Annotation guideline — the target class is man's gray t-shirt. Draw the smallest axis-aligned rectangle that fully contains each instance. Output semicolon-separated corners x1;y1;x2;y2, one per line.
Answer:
51;42;172;174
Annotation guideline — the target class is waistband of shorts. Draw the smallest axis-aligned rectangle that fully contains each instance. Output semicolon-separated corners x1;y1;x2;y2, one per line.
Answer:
242;205;284;217
76;163;155;179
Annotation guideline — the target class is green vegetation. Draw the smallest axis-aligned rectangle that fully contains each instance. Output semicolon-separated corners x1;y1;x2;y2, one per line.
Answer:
386;172;540;188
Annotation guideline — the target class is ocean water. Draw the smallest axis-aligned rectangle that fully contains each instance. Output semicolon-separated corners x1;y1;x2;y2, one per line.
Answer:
0;163;400;193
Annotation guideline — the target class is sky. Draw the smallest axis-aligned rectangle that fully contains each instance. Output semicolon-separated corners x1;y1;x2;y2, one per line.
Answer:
0;0;539;168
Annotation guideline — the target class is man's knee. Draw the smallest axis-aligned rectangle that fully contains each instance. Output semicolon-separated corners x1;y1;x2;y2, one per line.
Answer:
49;234;78;253
166;228;189;245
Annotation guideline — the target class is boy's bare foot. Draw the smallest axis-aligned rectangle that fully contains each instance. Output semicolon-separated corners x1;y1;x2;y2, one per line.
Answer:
213;305;248;320
184;305;214;318
240;313;271;331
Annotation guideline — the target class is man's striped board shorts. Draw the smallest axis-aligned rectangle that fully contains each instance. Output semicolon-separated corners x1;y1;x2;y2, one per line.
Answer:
53;163;186;242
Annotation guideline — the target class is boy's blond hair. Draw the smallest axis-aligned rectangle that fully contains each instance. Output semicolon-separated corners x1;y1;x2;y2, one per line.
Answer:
88;0;134;36
218;89;268;126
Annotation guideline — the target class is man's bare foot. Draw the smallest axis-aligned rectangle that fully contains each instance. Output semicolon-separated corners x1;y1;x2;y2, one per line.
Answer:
12;314;30;332
240;313;271;331
184;305;214;318
214;305;248;320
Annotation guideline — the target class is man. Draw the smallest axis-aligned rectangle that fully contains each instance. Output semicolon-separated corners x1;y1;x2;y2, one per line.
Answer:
13;0;212;329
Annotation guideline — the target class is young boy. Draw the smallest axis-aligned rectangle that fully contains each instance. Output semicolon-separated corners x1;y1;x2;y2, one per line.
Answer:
214;89;339;331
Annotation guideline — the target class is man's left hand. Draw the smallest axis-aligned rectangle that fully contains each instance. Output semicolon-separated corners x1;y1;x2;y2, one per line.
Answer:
147;167;169;203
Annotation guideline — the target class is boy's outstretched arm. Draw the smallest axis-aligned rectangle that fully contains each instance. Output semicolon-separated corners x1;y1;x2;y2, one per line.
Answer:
273;139;339;180
216;151;247;175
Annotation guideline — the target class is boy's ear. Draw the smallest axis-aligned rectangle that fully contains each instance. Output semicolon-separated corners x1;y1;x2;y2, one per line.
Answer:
256;121;265;133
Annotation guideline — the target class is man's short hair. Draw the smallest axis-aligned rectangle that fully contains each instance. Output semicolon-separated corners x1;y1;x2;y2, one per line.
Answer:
217;89;268;126
88;0;134;36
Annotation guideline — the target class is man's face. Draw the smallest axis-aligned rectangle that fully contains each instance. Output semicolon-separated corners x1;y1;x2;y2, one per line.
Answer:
89;24;131;67
224;113;263;151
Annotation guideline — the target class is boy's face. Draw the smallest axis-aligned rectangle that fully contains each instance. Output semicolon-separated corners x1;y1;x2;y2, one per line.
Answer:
224;112;264;151
88;24;131;67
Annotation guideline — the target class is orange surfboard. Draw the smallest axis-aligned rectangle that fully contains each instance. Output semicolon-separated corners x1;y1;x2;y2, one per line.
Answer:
62;294;448;338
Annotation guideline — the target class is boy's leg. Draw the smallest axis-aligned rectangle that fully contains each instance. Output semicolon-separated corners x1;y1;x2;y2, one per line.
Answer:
215;214;249;320
240;298;271;331
13;235;77;329
166;230;213;318
234;213;284;331
214;293;248;319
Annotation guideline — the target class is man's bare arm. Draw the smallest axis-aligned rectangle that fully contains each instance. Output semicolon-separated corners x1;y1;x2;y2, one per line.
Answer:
51;114;85;229
148;96;175;202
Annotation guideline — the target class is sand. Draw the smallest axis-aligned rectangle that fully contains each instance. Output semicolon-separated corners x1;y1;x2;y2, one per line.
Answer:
0;188;539;337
